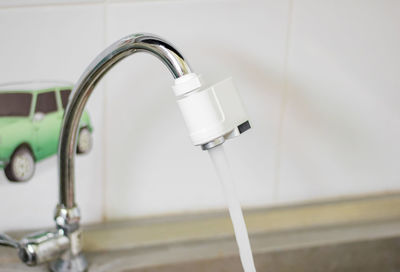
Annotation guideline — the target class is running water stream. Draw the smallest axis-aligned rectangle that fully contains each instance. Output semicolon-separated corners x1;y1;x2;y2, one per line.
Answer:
208;144;257;272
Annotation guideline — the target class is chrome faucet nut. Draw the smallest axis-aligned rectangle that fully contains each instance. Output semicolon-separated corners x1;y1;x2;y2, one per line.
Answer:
54;205;81;232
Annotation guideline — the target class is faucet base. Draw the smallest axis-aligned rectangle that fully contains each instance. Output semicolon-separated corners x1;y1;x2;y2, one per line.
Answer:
49;253;88;272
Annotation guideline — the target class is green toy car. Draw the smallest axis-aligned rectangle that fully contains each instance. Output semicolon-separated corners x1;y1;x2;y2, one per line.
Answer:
0;81;93;182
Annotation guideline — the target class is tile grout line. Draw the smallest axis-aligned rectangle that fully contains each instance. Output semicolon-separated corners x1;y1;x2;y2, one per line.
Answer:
273;0;294;202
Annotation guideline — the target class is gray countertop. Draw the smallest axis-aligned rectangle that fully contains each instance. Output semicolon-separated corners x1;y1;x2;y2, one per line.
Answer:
2;192;400;271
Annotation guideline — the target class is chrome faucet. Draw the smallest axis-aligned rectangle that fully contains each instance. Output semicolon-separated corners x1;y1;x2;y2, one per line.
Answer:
0;33;250;271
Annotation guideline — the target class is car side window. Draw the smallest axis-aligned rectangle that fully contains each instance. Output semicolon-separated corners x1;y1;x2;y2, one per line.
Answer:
35;91;57;114
60;89;72;109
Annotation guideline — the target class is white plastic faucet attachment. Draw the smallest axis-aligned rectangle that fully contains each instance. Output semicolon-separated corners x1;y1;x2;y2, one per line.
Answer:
172;73;251;149
174;73;256;272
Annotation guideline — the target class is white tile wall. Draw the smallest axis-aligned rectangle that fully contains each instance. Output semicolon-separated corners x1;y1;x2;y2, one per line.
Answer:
0;0;399;230
278;0;400;203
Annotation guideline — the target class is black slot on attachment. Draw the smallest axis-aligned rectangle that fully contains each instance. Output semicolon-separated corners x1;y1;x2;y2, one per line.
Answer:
238;121;251;134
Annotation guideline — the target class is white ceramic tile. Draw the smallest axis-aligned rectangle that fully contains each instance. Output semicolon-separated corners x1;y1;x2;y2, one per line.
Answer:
104;0;289;219
278;0;400;203
0;5;105;230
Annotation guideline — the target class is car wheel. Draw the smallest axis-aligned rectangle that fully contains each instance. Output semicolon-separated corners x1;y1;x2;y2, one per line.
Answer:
77;127;92;154
5;146;35;182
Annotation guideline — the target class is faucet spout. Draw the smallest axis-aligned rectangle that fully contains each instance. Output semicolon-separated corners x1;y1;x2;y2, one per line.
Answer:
58;33;193;210
50;33;195;272
51;32;249;272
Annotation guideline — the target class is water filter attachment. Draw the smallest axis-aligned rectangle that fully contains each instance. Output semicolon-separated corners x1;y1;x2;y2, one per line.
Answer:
173;74;251;149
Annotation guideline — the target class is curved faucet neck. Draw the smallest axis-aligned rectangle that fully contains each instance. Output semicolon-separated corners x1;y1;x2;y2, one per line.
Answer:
58;33;193;210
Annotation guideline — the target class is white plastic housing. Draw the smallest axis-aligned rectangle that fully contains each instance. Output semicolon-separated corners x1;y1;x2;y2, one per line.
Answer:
175;77;249;146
